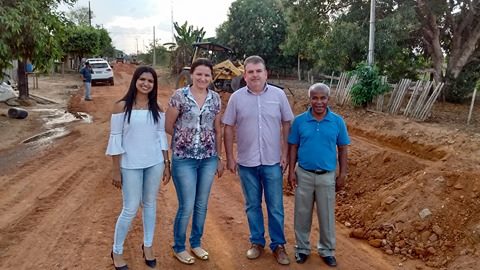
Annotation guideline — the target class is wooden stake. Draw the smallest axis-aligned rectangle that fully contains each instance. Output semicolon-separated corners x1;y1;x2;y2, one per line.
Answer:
329;71;335;89
419;83;443;121
386;82;399;111
467;85;478;125
404;81;421;117
413;81;432;119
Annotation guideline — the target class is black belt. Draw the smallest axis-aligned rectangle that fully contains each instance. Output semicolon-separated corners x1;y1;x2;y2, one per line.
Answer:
299;165;329;175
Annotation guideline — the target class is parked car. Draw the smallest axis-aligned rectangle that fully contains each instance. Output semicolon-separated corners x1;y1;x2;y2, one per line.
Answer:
86;59;114;85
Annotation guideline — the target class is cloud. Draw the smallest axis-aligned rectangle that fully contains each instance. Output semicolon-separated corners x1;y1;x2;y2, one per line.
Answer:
106;16;170;32
59;0;235;54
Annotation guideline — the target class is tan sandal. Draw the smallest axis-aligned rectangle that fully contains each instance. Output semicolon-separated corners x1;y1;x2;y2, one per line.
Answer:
172;248;195;265
191;247;209;260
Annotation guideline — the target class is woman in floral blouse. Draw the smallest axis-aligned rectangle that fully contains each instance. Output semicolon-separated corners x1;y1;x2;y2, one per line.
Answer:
165;58;224;265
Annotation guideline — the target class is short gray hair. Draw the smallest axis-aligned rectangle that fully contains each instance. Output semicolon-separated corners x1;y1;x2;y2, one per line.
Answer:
308;83;330;97
244;55;266;68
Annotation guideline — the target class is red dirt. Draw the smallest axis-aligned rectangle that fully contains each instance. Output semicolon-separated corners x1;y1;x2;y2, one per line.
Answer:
0;64;478;269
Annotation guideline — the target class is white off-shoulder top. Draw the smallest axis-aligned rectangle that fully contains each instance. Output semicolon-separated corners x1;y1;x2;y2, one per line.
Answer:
105;110;169;169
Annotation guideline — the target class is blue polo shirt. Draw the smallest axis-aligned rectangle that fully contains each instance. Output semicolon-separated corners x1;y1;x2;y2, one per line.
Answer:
80;66;92;82
288;107;350;171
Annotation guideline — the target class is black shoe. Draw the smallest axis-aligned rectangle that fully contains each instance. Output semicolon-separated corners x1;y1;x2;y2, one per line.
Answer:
110;251;129;270
321;256;337;267
295;253;308;264
142;244;157;268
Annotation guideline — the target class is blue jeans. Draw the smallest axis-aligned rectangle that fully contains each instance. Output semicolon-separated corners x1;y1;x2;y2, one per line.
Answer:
171;155;218;252
112;162;164;254
237;163;286;251
84;81;91;99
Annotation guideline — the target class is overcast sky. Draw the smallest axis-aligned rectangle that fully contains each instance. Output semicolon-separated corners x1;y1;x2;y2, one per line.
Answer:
59;0;235;54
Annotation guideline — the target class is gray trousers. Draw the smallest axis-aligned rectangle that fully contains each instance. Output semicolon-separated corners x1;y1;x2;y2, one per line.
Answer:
294;166;336;257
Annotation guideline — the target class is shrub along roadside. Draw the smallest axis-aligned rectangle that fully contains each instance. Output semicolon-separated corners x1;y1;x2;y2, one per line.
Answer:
350;63;389;108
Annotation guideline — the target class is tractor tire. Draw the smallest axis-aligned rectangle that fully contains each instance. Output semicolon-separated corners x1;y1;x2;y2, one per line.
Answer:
176;70;192;89
231;75;246;92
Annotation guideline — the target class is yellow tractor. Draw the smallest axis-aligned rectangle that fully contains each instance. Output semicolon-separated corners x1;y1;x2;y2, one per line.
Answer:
176;42;245;93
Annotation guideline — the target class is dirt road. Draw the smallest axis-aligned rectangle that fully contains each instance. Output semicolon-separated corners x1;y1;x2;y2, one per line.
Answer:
0;64;468;270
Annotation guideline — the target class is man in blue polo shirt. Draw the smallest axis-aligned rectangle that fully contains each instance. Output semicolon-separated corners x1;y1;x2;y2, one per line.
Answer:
288;83;350;267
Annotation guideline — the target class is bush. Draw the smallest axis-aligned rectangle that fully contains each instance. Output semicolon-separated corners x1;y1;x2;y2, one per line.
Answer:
350;62;389;107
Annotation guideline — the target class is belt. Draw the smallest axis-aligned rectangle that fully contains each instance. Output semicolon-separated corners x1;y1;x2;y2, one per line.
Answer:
299;165;329;175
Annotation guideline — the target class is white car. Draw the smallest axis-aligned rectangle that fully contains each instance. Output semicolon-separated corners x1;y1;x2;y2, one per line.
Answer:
86;59;114;85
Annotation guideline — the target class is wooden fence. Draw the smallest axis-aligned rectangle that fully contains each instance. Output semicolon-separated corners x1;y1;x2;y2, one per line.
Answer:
332;72;444;121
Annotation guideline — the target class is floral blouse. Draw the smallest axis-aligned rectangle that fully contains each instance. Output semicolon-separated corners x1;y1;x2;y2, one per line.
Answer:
169;86;221;159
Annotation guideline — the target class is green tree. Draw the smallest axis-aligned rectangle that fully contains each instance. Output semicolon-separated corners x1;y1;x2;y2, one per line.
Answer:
165;21;205;73
216;0;289;70
66;6;93;26
64;25;115;67
283;0;480;101
0;0;76;99
96;27;115;58
283;0;424;81
416;0;480;102
138;40;170;66
281;0;334;74
64;25;100;65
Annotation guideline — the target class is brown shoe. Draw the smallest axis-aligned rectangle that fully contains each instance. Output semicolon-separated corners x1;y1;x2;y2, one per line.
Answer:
246;244;264;259
273;245;290;265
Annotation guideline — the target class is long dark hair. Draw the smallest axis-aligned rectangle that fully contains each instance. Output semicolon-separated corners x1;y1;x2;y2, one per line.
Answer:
119;66;162;123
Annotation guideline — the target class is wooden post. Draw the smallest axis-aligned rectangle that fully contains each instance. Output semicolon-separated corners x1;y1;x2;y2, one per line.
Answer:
419;83;444;121
297;54;301;81
329;71;334;89
467;85;478;125
404;81;421;117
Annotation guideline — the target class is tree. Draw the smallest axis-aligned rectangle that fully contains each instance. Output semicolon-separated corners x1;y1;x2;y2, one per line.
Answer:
281;0;337;75
416;0;480;102
165;21;205;73
64;26;100;65
66;6;93;26
64;25;115;68
282;0;424;81
0;0;76;99
139;40;170;66
216;0;289;70
96;27;115;58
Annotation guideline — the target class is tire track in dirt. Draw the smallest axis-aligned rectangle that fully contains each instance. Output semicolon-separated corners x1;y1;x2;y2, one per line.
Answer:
0;130;81;194
0;162;89;265
0;122;112;269
0;133;82;214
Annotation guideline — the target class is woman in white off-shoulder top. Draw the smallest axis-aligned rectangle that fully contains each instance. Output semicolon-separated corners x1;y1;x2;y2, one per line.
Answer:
106;66;170;270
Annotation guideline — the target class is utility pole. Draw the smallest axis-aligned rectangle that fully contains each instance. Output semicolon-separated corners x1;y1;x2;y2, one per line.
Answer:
88;1;92;27
136;38;139;56
367;0;376;66
153;26;156;67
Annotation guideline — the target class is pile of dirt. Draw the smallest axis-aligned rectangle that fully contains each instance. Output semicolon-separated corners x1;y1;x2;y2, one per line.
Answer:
111;62;137;75
337;133;480;268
